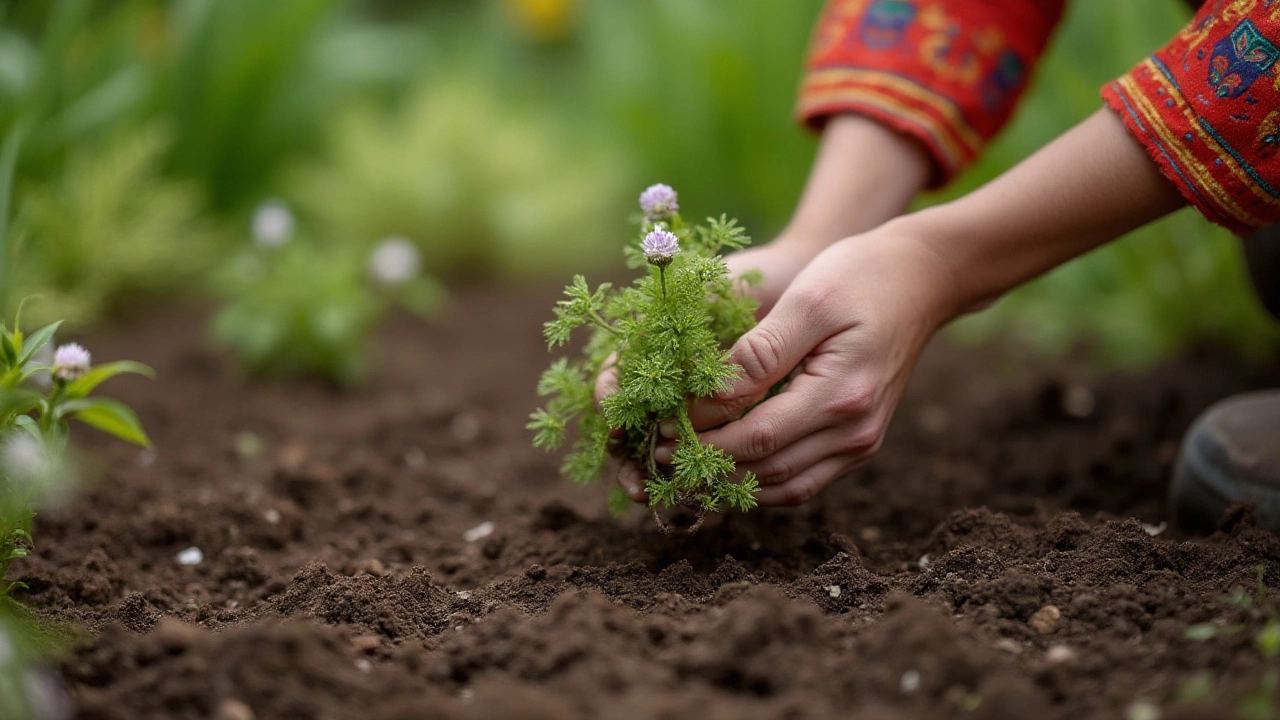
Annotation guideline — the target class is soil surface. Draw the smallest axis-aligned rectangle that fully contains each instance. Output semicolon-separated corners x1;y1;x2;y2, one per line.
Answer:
13;284;1280;720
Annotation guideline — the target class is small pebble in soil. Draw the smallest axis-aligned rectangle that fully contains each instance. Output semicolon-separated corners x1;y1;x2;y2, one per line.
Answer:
826;585;842;599
1062;385;1096;418
457;590;473;600
1044;644;1077;665
355;658;372;673
263;508;281;525
900;669;921;694
1029;605;1061;635
1141;521;1168;537
525;564;547;580
232;432;263;460
464;521;495;543
859;526;882;543
994;638;1023;655
214;698;255;720
176;547;204;566
404;447;427;469
351;636;381;653
1126;700;1161;720
450;413;481;442
137;448;157;468
917;554;932;570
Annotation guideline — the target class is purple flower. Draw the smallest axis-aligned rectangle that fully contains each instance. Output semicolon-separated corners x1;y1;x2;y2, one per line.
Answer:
642;230;680;266
52;343;91;382
639;184;679;220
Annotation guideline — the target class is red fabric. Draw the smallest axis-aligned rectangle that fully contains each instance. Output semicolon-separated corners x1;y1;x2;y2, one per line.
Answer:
1102;0;1280;234
797;0;1066;186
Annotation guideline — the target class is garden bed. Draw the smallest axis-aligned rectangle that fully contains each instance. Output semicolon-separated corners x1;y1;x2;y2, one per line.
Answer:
17;283;1280;720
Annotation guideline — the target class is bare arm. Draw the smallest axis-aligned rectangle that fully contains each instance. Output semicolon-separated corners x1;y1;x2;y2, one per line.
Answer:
684;108;1186;506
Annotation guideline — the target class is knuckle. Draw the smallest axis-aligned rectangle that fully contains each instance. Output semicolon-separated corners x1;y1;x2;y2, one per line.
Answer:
743;417;781;461
789;286;840;328
843;426;884;456
828;381;878;419
777;477;821;507
754;455;794;485
737;325;787;383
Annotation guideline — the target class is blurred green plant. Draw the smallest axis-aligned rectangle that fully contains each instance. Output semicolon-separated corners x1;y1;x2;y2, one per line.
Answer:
287;75;625;278
6;126;218;326
0;611;69;720
1181;566;1280;718
212;203;444;384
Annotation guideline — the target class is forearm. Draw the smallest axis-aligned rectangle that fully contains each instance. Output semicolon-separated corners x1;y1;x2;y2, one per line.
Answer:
902;108;1186;318
776;114;930;259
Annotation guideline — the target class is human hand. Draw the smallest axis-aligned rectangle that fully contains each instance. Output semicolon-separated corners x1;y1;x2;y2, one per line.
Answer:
659;226;960;506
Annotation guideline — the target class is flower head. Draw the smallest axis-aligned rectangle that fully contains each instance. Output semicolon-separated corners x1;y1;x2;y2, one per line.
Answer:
52;343;91;382
368;236;422;285
642;229;680;267
251;200;295;248
639;184;679;220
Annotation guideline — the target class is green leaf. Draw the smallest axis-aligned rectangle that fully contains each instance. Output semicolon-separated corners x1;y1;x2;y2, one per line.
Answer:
0;388;40;416
63;360;155;399
63;396;150;446
17;319;63;366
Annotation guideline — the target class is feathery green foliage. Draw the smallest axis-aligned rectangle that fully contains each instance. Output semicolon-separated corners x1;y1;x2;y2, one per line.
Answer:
531;186;762;528
7;126;218;326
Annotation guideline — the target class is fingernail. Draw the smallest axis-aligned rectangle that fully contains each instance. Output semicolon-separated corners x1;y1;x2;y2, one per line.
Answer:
658;421;678;439
654;446;673;464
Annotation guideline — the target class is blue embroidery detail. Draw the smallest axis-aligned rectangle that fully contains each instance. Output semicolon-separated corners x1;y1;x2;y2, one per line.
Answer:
1208;19;1280;98
1110;82;1207;206
979;50;1024;110
858;1;917;50
1154;56;1280;197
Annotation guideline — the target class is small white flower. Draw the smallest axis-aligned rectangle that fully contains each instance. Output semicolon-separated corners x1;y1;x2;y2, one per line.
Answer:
251;200;295;248
368;236;421;285
2;435;52;486
52;343;90;382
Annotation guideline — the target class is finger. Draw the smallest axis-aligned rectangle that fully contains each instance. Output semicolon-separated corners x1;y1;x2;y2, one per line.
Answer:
753;456;861;507
693;375;830;461
731;427;848;486
615;461;648;503
594;353;619;404
687;290;840;429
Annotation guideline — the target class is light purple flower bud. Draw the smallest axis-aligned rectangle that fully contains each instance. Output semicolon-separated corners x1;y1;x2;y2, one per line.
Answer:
52;343;90;382
639;184;678;220
642;230;680;267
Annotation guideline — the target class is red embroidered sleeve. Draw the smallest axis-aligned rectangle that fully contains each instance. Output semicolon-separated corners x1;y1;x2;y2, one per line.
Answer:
797;0;1066;186
1102;1;1280;234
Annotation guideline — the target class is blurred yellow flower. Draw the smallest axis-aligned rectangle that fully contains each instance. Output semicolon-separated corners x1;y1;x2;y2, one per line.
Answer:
502;0;580;43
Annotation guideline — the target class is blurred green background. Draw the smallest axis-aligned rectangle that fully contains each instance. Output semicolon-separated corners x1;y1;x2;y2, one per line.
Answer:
0;0;1277;364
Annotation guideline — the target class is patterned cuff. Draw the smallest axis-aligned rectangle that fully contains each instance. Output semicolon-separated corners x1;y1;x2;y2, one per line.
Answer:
1102;4;1280;235
797;0;1064;187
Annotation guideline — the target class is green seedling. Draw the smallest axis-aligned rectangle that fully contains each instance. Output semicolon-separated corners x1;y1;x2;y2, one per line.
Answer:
0;303;152;600
530;184;763;532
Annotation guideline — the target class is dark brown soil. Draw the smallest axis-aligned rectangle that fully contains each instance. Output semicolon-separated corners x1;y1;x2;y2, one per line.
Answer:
13;284;1280;720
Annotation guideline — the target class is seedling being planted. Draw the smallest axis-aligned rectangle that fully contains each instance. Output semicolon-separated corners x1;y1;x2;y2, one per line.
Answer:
0;305;152;600
530;184;762;532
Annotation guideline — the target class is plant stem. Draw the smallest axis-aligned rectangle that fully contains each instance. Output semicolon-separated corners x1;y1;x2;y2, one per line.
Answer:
659;266;667;300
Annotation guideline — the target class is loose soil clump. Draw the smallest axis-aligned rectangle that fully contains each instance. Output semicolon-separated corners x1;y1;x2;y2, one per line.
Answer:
16;284;1280;719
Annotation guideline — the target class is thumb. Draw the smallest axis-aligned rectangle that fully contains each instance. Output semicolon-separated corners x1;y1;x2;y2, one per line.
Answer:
687;290;835;430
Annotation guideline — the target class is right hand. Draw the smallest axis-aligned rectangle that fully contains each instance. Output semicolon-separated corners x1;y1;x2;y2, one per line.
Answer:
596;238;819;502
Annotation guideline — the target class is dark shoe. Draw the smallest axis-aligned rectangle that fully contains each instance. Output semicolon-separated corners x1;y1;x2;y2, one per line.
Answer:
1242;225;1280;320
1170;390;1280;533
